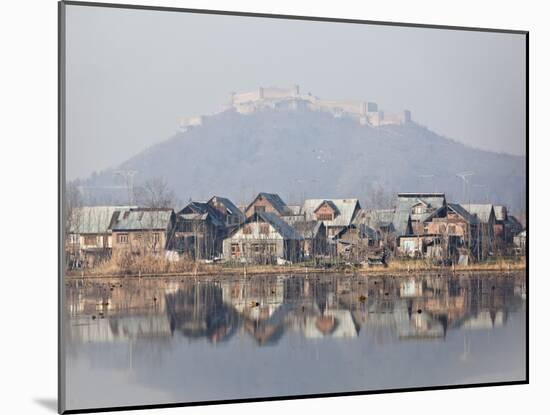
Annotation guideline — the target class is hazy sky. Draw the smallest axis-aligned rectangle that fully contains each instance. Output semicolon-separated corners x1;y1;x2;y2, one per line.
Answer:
65;4;526;180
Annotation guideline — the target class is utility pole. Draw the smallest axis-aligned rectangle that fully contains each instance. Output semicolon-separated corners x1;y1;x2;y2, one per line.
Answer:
456;171;474;202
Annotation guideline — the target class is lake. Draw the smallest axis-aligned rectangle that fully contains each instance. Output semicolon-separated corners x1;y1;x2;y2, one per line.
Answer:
63;272;526;411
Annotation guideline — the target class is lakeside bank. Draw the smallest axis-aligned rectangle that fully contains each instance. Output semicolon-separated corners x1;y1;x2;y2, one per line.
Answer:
65;257;526;280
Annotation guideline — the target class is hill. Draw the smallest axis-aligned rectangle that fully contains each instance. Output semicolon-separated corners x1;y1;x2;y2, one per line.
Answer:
76;109;526;211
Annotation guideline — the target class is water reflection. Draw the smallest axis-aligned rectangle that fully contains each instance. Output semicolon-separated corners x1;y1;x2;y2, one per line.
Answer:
64;273;526;410
66;273;525;346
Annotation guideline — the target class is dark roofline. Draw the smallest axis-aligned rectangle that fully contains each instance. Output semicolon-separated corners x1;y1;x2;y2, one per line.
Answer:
244;192;289;215
397;193;446;198
313;200;340;215
129;207;174;212
207;195;245;217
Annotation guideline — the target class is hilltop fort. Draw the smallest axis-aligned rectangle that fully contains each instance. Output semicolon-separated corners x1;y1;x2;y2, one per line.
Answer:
180;85;411;131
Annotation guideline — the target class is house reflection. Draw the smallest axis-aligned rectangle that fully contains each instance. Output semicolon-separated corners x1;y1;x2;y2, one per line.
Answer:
66;272;525;346
165;282;239;344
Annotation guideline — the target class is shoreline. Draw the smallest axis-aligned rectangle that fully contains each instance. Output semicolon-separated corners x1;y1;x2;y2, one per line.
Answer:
65;262;526;280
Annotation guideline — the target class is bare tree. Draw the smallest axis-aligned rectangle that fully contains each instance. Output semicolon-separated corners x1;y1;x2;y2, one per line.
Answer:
65;181;83;269
134;177;177;209
132;177;177;257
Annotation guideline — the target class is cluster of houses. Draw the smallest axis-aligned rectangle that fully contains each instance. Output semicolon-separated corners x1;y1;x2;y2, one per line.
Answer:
66;192;525;269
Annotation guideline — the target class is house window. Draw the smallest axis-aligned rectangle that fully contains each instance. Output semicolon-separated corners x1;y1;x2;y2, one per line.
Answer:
179;221;194;232
317;213;333;221
260;224;270;235
243;225;252;235
84;235;97;245
254;205;266;213
135;233;143;240
231;243;240;257
117;233;128;244
448;225;456;234
152;233;160;243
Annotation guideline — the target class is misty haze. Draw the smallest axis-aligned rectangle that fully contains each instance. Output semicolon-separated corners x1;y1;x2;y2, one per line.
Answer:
61;3;527;413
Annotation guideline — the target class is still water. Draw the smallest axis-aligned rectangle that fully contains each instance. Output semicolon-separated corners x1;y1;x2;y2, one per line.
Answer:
64;272;526;410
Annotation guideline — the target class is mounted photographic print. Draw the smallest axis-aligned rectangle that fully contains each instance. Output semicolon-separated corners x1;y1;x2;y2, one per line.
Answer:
59;1;528;413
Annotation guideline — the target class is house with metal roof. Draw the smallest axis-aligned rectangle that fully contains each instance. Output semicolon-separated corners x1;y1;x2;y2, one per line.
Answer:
110;208;176;256
223;211;303;264
461;203;495;225
334;222;379;260
173;201;227;260
301;198;361;238
460;203;496;258
67;206;135;267
207;196;246;227
244;192;293;218
393;193;447;236
492;205;524;246
291;220;328;258
420;203;481;261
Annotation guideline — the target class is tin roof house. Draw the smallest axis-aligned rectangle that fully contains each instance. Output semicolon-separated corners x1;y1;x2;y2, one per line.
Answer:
301;198;361;238
207;196;246;227
67;206;135;267
174;201;227;260
223;211;303;264
244;192;293;218
393;193;447;236
110;208;176;256
461;203;496;259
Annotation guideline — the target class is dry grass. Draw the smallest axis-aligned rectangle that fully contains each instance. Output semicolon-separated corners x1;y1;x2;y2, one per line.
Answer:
73;252;206;277
66;254;526;279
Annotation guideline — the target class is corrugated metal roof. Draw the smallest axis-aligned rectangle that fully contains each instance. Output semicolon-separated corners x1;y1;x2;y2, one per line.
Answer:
461;203;494;224
353;209;395;231
69;206;134;234
208;196;245;220
302;199;360;227
256;192;291;215
506;215;523;231
393;193;446;236
291;220;324;238
392;208;412;236
396;193;446;210
447;203;479;224
111;209;173;231
257;212;303;240
178;201;225;228
286;205;302;215
360;224;379;240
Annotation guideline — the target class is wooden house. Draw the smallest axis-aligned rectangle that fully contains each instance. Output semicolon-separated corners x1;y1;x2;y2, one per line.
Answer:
207;196;246;228
423;203;480;261
223;212;303;264
67;206;134;268
301;198;361;238
334;223;378;259
244;192;292;218
292;220;328;258
110;208;176;257
493;205;524;248
461;203;496;259
173;201;227;260
393;193;447;236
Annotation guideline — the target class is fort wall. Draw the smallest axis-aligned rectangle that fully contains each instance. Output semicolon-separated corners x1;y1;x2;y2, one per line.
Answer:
180;86;411;130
